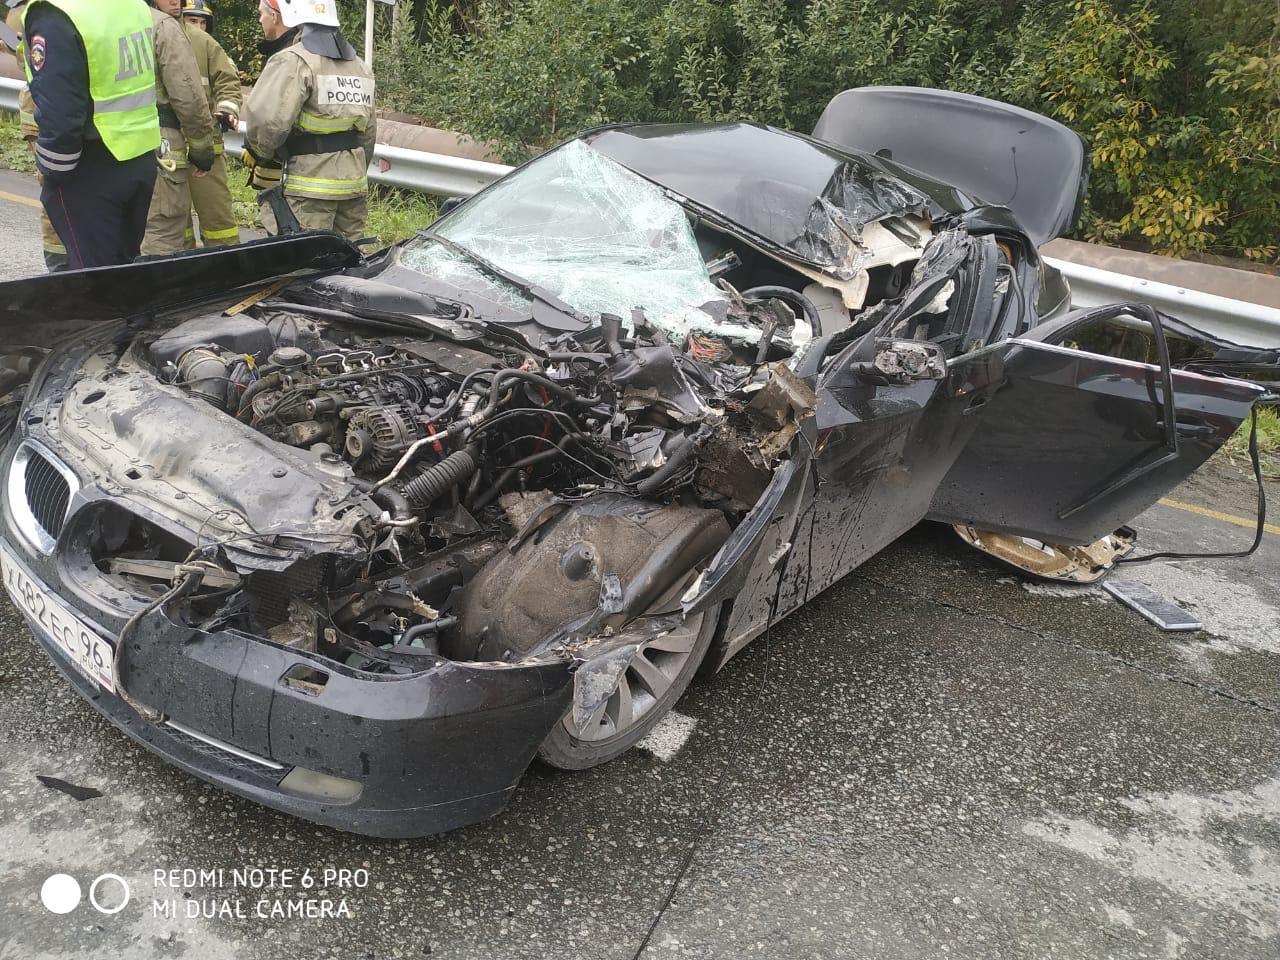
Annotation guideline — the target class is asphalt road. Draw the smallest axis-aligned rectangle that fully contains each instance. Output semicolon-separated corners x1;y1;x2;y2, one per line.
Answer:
1;178;1278;960
0;169;47;280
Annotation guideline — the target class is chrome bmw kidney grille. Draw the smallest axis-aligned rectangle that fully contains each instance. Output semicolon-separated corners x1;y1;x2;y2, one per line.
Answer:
7;441;79;554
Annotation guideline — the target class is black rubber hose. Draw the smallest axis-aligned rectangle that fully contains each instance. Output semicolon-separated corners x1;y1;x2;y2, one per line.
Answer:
635;433;697;496
333;589;428;626
391;616;459;656
476;369;595;420
742;285;823;338
235;371;282;418
600;313;625;358
351;477;414;521
470;436;576;513
402;447;479;508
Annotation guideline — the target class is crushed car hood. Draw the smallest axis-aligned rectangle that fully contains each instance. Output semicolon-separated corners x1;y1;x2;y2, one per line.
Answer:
0;233;363;346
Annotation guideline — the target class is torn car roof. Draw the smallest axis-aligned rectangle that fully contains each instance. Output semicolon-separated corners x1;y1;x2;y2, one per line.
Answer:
582;123;998;281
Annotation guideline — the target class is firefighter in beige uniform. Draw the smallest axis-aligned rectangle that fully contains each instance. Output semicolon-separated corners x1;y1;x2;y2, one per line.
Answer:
244;0;375;241
141;0;217;256
181;0;241;247
2;0;66;269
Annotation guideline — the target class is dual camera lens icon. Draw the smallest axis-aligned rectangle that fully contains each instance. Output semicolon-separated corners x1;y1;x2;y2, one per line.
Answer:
40;873;130;915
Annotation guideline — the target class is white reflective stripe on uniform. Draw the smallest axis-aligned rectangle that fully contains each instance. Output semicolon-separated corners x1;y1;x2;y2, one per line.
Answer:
94;88;158;114
35;144;82;162
34;144;80;171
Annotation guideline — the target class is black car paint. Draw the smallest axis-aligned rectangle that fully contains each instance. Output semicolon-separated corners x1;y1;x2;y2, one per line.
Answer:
6;541;573;838
930;314;1266;545
0;233;364;345
812;87;1091;248
0;118;1267;838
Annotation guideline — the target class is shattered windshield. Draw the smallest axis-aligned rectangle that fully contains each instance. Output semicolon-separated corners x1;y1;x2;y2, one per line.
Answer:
402;140;729;337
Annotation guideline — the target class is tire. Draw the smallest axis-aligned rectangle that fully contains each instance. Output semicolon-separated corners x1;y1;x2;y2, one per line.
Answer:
537;604;718;770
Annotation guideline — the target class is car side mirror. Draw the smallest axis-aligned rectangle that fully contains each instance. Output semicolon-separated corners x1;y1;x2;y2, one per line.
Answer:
438;196;464;217
858;339;947;383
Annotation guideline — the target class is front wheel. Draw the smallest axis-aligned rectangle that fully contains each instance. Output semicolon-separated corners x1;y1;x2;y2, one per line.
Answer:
537;605;718;770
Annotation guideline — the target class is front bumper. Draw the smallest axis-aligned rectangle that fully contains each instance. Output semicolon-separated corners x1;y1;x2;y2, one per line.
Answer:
6;541;574;837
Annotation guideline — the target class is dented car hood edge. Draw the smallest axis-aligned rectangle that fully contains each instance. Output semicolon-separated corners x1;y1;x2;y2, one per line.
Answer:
0;232;364;347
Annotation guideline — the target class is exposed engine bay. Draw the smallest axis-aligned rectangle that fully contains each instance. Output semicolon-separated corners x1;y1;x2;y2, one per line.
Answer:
112;282;819;676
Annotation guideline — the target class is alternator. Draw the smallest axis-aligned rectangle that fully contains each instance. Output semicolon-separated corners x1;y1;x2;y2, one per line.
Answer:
345;405;423;467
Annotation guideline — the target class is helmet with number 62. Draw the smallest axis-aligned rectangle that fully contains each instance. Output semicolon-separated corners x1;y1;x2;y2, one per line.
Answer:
261;0;339;29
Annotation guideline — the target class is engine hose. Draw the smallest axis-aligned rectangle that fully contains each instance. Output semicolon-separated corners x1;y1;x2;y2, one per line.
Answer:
402;447;479;508
470;437;576;513
351;477;413;522
476;369;595;421
391;616;459;656
636;432;698;496
333;589;436;626
600;312;625;358
235;371;282;419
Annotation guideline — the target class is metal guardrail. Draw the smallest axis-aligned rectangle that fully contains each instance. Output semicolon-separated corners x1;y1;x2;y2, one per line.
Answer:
1044;258;1280;349
219;125;511;198
0;76;21;114
4;76;1279;345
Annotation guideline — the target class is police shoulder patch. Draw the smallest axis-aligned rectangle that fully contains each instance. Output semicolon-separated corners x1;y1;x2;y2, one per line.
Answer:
28;34;45;72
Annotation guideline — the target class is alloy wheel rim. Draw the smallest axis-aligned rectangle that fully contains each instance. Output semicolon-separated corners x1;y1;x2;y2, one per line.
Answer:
563;612;703;744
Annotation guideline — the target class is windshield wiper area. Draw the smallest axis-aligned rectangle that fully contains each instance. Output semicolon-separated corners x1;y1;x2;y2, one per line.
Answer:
419;231;593;332
278;275;486;341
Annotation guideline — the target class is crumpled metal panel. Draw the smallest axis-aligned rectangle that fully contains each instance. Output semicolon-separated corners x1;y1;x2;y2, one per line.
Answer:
0;233;363;348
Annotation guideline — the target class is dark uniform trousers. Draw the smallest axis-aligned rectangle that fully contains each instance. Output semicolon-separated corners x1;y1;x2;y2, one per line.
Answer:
41;139;157;270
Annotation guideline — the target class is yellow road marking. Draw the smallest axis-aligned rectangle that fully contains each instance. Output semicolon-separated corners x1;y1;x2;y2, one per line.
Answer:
1158;498;1280;536
0;189;41;210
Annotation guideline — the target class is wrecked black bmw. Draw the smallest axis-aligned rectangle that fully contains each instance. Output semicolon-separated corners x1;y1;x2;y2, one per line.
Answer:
1;88;1275;837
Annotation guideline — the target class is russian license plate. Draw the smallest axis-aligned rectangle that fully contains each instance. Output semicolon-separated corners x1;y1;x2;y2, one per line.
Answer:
1;546;115;691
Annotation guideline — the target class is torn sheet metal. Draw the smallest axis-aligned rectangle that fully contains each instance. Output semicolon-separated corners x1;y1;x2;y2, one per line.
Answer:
954;525;1137;583
777;216;932;311
791;165;931;280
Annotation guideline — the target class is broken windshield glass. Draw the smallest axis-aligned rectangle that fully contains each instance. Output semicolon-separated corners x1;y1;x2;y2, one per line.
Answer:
401;140;731;340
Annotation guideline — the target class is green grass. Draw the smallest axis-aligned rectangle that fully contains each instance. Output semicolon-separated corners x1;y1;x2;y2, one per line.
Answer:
223;155;438;246
1223;405;1280;477
0;116;35;174
365;185;439;246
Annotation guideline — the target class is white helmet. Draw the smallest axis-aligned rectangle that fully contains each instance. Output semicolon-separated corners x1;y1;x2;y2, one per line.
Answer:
266;0;340;29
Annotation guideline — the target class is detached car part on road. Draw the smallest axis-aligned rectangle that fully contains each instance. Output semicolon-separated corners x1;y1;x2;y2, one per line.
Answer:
0;88;1275;837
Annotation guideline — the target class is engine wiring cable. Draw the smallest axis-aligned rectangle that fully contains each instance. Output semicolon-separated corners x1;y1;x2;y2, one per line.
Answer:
1118;398;1275;565
462;406;590;442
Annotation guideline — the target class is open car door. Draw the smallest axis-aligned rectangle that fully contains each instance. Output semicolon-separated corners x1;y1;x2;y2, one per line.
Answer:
929;304;1266;546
